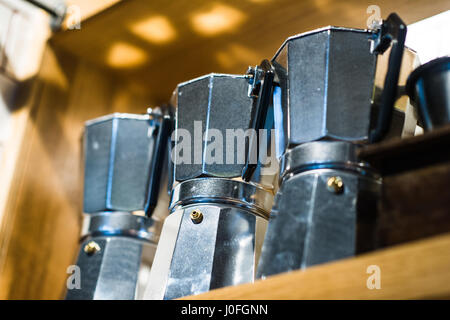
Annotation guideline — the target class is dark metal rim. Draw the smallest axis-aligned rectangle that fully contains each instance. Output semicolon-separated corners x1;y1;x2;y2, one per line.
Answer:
81;212;162;243
271;26;370;62
406;56;450;101
169;178;273;218
170;197;270;219
279;141;380;182
281;163;381;184
81;230;159;244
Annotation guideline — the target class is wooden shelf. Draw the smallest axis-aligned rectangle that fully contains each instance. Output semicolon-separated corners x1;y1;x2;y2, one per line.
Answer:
182;233;450;299
359;124;450;176
182;129;450;300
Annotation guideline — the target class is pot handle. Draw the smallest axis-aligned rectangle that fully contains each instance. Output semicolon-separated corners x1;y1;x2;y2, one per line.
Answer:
369;13;407;143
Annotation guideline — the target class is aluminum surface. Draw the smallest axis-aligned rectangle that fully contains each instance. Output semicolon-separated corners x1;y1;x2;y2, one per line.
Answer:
146;177;272;299
170;178;273;219
280;141;377;180
145;204;267;300
257;168;380;278
83;113;157;213
74;111;169;300
272;27;378;149
67;211;161;300
172;73;256;181
258;141;381;277
66;236;155;300
82;211;162;243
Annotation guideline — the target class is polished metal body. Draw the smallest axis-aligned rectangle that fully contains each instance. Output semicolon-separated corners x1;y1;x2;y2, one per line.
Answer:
145;73;274;300
83;113;157;213
66;212;162;300
257;142;380;277
258;21;408;277
170;178;273;217
171;73;256;180
68;15;419;299
67;112;169;300
272;27;378;146
146;178;270;300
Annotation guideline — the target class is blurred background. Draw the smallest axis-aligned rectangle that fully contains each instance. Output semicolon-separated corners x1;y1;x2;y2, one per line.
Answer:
0;0;448;299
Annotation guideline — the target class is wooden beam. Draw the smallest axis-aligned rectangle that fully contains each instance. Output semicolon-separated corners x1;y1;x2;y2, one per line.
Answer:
359;124;450;176
182;233;450;299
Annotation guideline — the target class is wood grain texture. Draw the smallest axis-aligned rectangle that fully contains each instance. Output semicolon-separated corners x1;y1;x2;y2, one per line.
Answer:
359;124;450;176
53;0;450;103
0;44;153;299
356;126;450;247
182;233;450;300
377;162;450;248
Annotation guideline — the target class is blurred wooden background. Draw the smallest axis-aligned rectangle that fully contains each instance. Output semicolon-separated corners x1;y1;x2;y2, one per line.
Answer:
56;0;450;103
0;0;449;299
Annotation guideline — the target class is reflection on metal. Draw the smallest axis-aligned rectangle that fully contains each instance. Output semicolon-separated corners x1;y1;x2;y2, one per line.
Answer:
257;142;381;277
171;73;256;181
83;113;155;213
69;12;432;299
170;178;273;218
67;111;171;300
145;179;270;300
189;209;203;224
272;27;378;147
145;72;274;300
66;211;162;300
258;15;411;278
326;176;344;194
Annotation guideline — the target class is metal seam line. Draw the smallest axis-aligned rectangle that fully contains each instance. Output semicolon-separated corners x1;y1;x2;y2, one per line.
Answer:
300;173;318;269
202;76;214;172
106;117;118;208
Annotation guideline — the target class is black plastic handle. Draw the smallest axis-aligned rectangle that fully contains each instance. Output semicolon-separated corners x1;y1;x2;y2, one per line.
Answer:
369;13;407;143
145;106;174;216
242;60;274;181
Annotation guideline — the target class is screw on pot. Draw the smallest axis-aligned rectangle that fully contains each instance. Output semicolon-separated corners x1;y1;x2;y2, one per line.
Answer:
190;210;203;224
84;241;101;256
327;176;344;194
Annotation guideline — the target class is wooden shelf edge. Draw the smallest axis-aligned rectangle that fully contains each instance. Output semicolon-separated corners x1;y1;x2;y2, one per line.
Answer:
358;124;450;176
181;233;450;300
